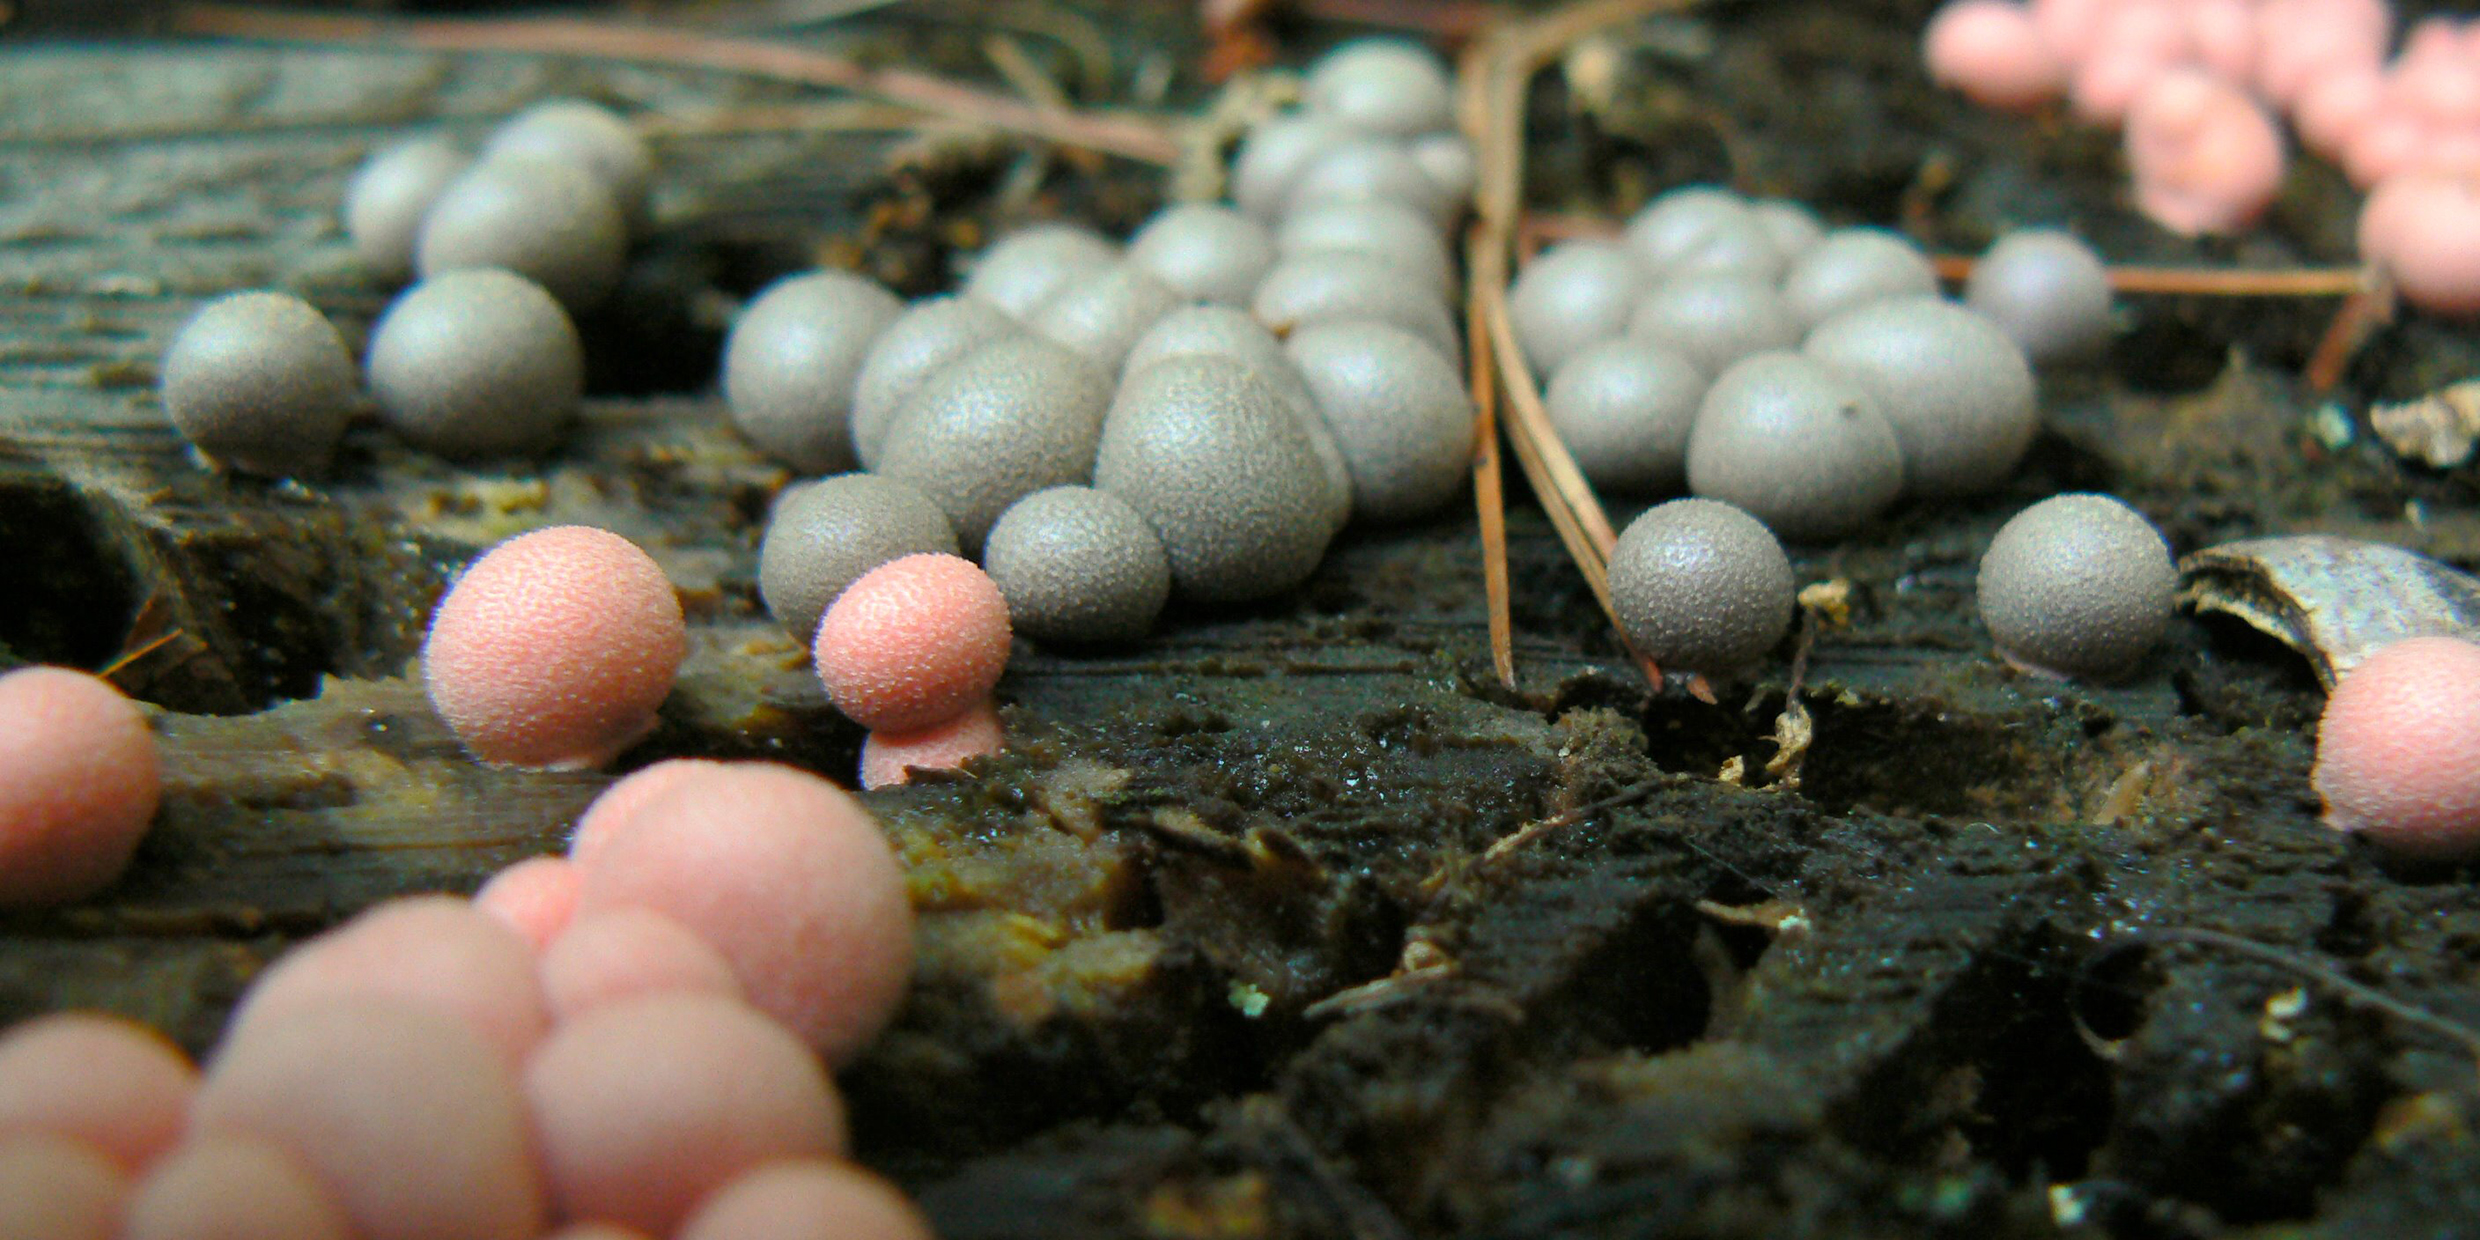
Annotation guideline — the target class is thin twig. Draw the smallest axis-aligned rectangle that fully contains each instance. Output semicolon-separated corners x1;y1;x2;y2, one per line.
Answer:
2128;927;2480;1067
1930;253;2370;297
2304;284;2398;395
1480;775;1674;863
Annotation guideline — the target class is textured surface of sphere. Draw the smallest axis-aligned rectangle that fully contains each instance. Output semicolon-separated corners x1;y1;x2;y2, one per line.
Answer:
1096;357;1334;602
813;553;1012;733
1283;138;1454;226
675;1161;936;1240
1803;295;2037;499
1685;352;1904;541
983;486;1171;643
1508;240;1647;375
0;667;160;908
1608;498;1796;676
415;155;627;311
481;99;655;231
1780;227;1939;327
2313;636;2480;860
1303;39;1456;136
1964;229;2115;363
723;271;903;471
160;291;357;477
874;336;1111;551
122;1136;355;1240
1975;493;2174;680
758;472;958;643
962;224;1119;318
366;269;583;458
344;138;470;282
1627;274;1800;376
540;909;743;1021
859;701;1007;790
422;525;685;768
0;1012;194;1169
1276;200;1455;294
1543;336;1707;495
1027;262;1183;374
1252;253;1460;362
1286;320;1474;523
1125;307;1352;529
1128;203;1275;305
1230;113;1352;219
851;294;1020;467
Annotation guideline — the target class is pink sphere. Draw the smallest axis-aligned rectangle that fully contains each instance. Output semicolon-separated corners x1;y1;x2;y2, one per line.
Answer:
121;1136;354;1240
0;1132;127;1240
2184;0;2258;83
539;909;744;1022
0;1012;195;1171
0;667;160;908
812;552;1011;733
566;758;727;868
2069;2;2191;125
2358;168;2480;315
570;762;915;1062
2255;0;2393;105
860;700;1006;790
2313;635;2480;858
2294;63;2389;159
2393;45;2480;130
1925;1;2068;112
2125;69;2288;235
472;855;581;951
676;1160;934;1240
422;525;686;770
2343;104;2432;187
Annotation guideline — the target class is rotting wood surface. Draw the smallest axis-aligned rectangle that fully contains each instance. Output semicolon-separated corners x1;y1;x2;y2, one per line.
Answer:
3;4;2480;1237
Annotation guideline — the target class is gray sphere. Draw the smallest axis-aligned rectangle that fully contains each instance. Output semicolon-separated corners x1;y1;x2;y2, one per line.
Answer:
1409;132;1477;205
758;473;959;643
962;224;1119;319
1277;200;1455;295
1659;209;1787;283
366;269;582;458
1283;138;1455;227
1685;351;1904;542
1286;320;1474;524
1302;39;1456;137
159;290;358;477
1095;356;1334;602
1965;229;2115;365
344;138;470;283
851;295;1021;468
1028;262;1184;375
1253;253;1459;362
1542;336;1707;496
1976;493;2175;680
982;486;1172;644
1750;198;1826;261
1231;113;1354;220
1781;227;1939;327
722;270;903;472
1803;295;2037;499
1621;186;1751;272
1128;203;1276;306
414;154;628;312
1125;306;1352;531
1628;274;1801;375
874;336;1110;553
1608;498;1796;676
481;99;654;233
1508;240;1648;376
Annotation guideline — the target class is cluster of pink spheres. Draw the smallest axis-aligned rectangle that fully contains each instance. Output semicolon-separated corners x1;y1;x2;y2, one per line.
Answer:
0;759;929;1240
1926;0;2480;314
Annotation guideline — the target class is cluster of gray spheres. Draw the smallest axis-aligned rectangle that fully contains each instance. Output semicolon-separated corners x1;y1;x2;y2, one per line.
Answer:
737;39;1478;648
158;100;652;473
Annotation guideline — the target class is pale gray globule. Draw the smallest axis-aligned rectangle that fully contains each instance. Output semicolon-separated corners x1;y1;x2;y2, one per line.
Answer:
1802;294;2038;500
159;291;360;478
414;154;629;313
1542;336;1707;497
343;139;471;284
1976;492;2177;681
850;295;1022;470
1964;229;2116;365
1684;351;1905;542
758;473;959;644
873;335;1112;555
1285;320;1475;524
722;271;904;473
365;268;585;460
982;486;1172;645
1607;498;1797;678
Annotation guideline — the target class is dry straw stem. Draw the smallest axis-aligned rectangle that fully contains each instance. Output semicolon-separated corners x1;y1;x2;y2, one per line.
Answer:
172;3;1181;167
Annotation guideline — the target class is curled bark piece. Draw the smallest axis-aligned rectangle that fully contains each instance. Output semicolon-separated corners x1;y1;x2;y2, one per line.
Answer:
2177;535;2480;688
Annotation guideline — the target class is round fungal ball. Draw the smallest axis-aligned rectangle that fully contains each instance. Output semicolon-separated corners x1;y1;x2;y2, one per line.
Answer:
159;291;357;477
523;993;845;1235
1802;295;2037;499
1974;493;2175;680
122;1136;354;1240
481;99;654;233
414;154;627;311
1231;113;1355;220
1542;336;1707;495
1303;39;1456;137
1508;240;1648;376
983;487;1171;644
1750;198;1826;260
1276;200;1455;295
2358;170;2480;318
0;667;159;909
1096;357;1336;602
1124;307;1352;529
851;295;1022;468
1283;138;1455;227
1924;0;2069;111
421;525;685;769
1608;499;1796;677
0;1132;127;1240
366;268;583;459
1027;262;1183;375
471;855;582;952
758;473;959;644
676;1160;934;1240
1684;351;1905;541
1286;320;1475;523
539;909;743;1022
0;1013;194;1170
344;137;470;283
2313;635;2480;860
1409;132;1478;205
567;758;728;868
569;762;915;1061
224;895;551;1069
1627;273;1800;375
1780;227;1939;327
813;552;1012;733
2123;69;2287;237
190;1000;545;1240
962;224;1119;319
1253;252;1460;363
860;701;1006;791
874;336;1111;551
1621;186;1755;274
1964;229;2115;364
722;270;904;471
1128;203;1276;305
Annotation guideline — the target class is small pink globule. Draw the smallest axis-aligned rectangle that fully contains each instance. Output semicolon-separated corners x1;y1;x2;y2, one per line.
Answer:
2253;0;2392;105
0;666;160;909
2358;168;2480;316
860;700;1006;790
2124;69;2286;236
2183;0;2258;83
2067;2;2188;125
422;525;686;770
2313;635;2480;859
2343;106;2430;189
812;552;1011;733
0;1132;128;1240
566;758;727;869
0;1012;195;1171
1924;1;2067;112
675;1160;935;1240
2294;64;2389;159
539;909;744;1023
473;855;581;952
120;1135;354;1240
